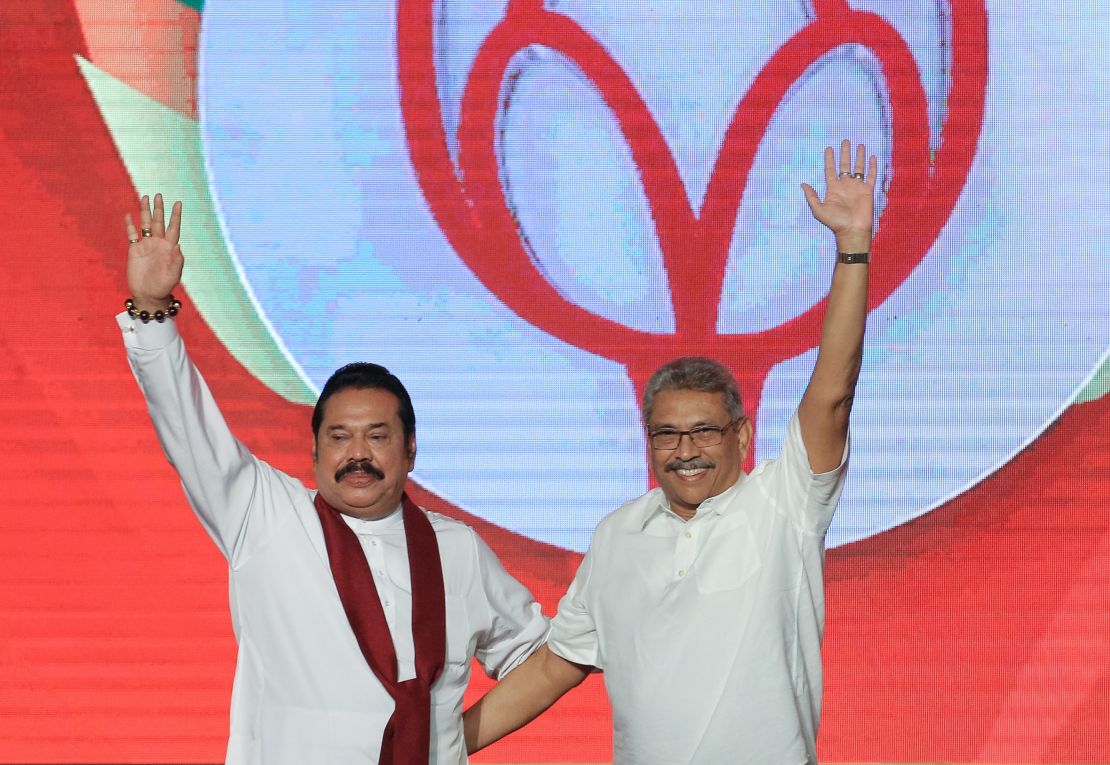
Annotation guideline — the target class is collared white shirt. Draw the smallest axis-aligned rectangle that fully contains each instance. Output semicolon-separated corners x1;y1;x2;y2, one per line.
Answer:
120;314;548;765
342;508;426;683
549;413;849;765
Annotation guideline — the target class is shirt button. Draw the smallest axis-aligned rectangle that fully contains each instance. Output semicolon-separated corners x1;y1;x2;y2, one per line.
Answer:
677;569;686;577
684;531;692;539
370;539;378;546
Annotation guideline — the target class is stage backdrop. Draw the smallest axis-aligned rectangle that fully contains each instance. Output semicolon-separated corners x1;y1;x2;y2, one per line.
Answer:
1;0;1108;762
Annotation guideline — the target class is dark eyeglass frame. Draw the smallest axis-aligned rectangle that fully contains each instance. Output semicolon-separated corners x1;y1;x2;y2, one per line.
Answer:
648;418;742;451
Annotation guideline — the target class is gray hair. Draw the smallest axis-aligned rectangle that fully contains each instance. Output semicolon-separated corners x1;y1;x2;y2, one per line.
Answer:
641;356;745;424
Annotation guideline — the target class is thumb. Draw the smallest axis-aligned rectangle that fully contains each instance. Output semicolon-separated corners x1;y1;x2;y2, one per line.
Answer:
800;183;821;215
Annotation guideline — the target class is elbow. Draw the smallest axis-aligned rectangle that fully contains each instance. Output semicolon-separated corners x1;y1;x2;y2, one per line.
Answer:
804;384;857;414
836;390;856;416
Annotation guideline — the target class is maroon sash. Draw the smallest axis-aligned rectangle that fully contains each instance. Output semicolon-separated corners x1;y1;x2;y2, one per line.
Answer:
314;491;446;764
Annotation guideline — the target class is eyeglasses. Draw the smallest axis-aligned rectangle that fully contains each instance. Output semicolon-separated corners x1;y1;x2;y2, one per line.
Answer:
648;418;741;450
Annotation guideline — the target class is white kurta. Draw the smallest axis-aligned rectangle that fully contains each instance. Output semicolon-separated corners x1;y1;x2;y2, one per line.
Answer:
548;413;849;765
119;314;548;765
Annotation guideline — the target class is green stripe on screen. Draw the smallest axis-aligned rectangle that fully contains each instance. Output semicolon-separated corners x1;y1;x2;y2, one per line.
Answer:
1075;351;1110;403
76;55;317;406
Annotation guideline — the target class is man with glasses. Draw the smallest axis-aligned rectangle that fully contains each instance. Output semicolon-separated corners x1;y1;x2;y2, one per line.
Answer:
463;140;877;764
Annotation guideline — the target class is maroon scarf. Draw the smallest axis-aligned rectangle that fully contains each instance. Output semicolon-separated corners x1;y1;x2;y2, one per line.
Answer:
314;491;446;764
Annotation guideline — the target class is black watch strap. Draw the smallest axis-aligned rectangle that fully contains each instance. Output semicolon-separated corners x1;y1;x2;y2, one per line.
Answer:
838;251;869;265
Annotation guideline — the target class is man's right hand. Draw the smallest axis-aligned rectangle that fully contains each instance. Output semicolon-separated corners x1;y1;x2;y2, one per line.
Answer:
464;643;592;753
124;193;184;313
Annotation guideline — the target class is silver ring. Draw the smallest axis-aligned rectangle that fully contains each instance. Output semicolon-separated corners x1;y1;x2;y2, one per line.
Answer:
141;228;153;237
128;238;140;244
851;172;865;179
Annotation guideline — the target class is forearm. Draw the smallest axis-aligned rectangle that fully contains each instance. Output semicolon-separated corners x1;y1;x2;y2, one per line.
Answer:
808;228;870;403
121;313;258;559
464;644;589;753
797;229;869;470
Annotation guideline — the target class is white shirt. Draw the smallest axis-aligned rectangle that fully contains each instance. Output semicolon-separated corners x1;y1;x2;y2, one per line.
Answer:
119;314;548;765
548;413;849;765
340;508;431;683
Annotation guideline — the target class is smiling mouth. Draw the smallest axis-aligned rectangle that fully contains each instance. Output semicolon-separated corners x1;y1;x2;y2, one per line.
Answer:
666;459;714;479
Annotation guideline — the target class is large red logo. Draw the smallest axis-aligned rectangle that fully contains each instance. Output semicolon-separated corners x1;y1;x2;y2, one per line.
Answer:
397;0;987;427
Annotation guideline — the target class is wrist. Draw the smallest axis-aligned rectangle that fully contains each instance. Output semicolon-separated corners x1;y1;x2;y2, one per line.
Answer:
125;294;181;324
834;230;872;253
128;294;173;313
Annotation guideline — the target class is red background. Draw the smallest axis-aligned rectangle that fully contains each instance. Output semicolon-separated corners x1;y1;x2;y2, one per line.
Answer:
0;1;1107;762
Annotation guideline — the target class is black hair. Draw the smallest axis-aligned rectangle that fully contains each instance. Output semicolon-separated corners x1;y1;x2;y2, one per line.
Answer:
311;362;416;445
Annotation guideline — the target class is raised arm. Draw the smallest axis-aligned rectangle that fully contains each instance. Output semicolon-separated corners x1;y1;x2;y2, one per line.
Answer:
121;195;265;564
797;139;876;473
463;643;591;753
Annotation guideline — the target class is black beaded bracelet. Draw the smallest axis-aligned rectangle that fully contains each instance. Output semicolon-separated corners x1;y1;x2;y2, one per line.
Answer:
125;295;182;324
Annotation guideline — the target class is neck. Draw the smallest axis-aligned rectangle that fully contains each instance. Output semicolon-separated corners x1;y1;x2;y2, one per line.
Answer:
318;492;405;521
671;505;697;522
342;504;402;521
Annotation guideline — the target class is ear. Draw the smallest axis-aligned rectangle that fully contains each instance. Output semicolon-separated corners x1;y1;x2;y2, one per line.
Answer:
311;434;319;465
735;417;754;463
406;434;417;468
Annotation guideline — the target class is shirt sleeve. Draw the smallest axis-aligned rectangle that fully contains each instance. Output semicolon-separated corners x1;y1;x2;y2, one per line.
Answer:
760;410;850;537
547;540;601;669
118;312;277;567
469;531;550;680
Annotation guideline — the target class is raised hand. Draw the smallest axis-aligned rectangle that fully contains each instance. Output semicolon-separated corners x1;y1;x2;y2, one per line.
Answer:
124;193;184;312
801;139;877;252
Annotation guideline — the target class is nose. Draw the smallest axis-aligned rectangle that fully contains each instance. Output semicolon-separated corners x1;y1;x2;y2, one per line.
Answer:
674;432;700;460
347;440;372;461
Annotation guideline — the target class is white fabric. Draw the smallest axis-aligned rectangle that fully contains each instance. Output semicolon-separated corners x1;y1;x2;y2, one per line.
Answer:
119;313;548;765
548;412;849;765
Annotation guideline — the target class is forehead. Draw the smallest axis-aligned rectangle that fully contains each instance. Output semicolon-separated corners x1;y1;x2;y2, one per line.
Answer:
648;388;729;427
320;386;402;426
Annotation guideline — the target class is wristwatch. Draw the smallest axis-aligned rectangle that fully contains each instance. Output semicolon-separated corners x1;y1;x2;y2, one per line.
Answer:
837;252;869;265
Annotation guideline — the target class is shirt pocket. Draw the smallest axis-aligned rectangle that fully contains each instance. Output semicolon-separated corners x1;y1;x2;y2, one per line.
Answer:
693;525;762;594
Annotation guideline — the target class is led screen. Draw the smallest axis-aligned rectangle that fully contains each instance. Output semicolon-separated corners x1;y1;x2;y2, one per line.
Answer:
0;1;1108;762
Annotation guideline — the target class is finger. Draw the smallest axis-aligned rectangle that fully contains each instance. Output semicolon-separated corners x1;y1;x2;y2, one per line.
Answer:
165;201;184;245
839;139;851;176
124;213;139;243
854;143;866;176
152;193;166;236
823;146;836;188
866;154;878;185
801;182;821;215
139;194;152;235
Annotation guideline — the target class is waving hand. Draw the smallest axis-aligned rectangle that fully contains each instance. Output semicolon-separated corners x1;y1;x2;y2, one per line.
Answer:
801;139;877;245
124;193;184;313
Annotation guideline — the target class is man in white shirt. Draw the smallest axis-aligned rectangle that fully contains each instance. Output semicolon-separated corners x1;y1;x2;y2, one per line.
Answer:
463;140;877;764
119;194;548;765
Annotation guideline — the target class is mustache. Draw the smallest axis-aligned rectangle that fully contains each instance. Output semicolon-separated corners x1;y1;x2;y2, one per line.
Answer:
335;460;385;482
665;457;715;473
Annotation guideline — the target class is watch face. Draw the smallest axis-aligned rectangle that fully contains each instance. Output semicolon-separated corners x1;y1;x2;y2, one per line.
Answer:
146;0;1110;551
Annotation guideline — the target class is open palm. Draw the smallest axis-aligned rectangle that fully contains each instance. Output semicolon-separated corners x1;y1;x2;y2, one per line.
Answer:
801;139;877;237
124;193;184;307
